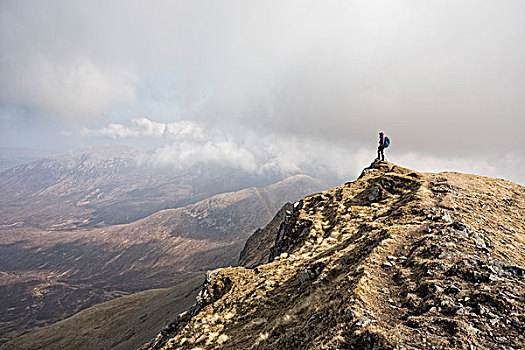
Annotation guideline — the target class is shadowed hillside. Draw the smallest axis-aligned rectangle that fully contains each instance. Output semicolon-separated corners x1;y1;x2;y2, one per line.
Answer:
2;277;203;350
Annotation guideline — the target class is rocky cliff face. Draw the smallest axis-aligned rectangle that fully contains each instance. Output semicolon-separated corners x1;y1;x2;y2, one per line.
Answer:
144;160;525;350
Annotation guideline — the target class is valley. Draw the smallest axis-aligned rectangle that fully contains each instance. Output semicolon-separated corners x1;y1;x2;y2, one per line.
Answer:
0;146;326;345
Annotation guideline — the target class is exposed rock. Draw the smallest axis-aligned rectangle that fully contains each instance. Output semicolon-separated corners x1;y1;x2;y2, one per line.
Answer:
452;221;467;231
502;264;525;279
445;285;461;294
368;185;381;202
299;262;326;284
405;319;420;328
442;212;453;223
189;269;232;316
345;309;355;319
355;316;372;328
238;203;294;268
206;268;223;283
281;331;295;346
380;178;397;192
358;167;376;179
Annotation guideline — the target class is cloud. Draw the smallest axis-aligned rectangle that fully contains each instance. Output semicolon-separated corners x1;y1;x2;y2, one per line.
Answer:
76;117;356;180
79;117;203;140
78;117;525;186
1;54;137;121
153;139;258;174
79;118;260;173
2;1;524;184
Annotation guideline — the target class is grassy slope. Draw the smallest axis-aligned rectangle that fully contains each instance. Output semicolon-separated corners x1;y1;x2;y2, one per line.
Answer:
146;161;525;350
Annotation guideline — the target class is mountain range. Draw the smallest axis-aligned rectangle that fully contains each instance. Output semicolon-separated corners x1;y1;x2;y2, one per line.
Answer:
0;145;287;230
0;146;326;345
5;155;523;350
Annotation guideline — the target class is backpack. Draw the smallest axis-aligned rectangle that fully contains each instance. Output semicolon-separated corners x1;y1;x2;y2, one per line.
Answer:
384;136;390;148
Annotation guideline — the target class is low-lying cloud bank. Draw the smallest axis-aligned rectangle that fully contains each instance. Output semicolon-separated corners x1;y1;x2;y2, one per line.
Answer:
77;118;361;184
79;117;203;141
76;117;525;186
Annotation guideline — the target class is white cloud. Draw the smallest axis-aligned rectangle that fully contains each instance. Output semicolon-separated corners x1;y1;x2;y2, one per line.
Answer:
1;54;137;121
165;120;204;140
80;123;140;139
75;117;525;186
153;139;258;174
79;117;204;140
131;117;166;137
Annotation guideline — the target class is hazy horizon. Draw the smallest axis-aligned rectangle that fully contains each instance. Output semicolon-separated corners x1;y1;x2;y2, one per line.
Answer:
1;1;524;184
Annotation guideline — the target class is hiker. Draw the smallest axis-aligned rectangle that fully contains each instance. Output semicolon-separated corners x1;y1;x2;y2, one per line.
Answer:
377;132;390;161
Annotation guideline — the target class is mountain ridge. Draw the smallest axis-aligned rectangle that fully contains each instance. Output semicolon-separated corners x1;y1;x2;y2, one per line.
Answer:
0;145;290;229
143;160;524;350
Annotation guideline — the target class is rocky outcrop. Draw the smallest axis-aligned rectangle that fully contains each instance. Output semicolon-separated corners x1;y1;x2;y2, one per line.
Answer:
143;269;234;350
143;160;525;350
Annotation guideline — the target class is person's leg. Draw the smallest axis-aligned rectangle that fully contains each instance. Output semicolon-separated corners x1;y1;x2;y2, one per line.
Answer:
380;148;384;161
377;147;381;160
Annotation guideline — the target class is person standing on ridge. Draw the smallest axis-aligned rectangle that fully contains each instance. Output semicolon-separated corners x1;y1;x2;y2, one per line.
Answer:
377;132;390;161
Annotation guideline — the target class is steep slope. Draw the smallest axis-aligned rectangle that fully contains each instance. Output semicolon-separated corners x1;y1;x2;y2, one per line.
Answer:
0;175;326;345
145;160;525;350
238;202;294;268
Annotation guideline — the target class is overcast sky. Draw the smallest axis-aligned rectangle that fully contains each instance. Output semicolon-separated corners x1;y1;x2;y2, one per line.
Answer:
1;0;524;184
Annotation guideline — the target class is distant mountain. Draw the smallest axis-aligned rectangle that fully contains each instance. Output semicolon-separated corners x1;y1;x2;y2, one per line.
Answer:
0;147;55;171
0;145;284;229
0;154;326;345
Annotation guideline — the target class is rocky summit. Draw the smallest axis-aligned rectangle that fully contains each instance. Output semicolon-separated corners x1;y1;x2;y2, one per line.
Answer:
143;160;524;350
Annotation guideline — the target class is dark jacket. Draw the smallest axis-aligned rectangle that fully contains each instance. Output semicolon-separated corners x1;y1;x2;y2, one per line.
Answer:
379;132;385;148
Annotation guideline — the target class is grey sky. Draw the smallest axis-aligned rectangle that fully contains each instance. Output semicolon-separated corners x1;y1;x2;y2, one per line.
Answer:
1;0;524;184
